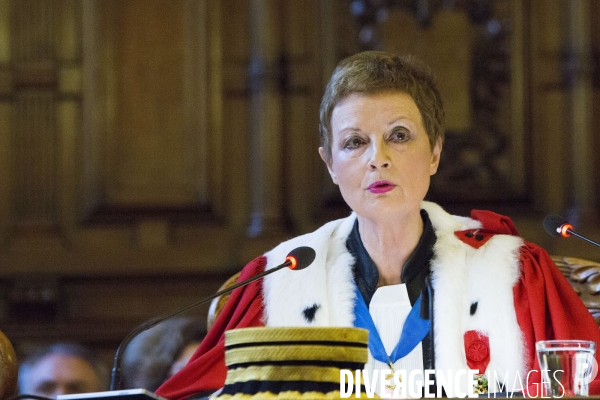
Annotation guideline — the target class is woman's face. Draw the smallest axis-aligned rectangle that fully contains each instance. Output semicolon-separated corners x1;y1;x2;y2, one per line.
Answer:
320;92;442;223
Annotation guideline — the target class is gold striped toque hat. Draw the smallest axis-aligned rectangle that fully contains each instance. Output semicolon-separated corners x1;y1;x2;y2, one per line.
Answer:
214;326;374;399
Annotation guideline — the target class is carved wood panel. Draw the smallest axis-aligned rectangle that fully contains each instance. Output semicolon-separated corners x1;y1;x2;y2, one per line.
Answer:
82;0;221;221
0;0;334;279
341;0;528;204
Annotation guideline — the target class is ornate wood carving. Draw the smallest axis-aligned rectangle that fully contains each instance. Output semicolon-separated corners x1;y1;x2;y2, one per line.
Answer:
347;0;527;204
552;255;600;325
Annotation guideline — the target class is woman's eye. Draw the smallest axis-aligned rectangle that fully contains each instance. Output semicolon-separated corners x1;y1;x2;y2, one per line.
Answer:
344;137;364;149
390;129;409;142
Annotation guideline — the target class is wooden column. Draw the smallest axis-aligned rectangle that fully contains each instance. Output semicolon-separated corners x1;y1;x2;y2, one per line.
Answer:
246;0;285;237
56;0;82;244
565;0;596;222
0;0;11;244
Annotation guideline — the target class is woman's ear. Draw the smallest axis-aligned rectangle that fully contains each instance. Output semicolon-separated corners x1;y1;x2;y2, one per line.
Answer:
318;147;338;185
429;138;443;176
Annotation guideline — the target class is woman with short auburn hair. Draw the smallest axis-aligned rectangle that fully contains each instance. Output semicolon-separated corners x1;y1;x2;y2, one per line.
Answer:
157;51;600;399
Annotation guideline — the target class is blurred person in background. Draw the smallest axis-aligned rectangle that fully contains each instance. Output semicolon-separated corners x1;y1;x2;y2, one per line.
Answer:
122;317;204;391
18;342;109;398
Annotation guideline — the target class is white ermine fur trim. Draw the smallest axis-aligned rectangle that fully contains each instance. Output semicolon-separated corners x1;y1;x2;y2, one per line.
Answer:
262;202;526;392
262;214;357;327
426;201;526;392
421;201;482;233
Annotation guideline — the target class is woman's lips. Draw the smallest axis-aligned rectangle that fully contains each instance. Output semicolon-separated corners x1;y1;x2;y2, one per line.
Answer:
367;180;396;194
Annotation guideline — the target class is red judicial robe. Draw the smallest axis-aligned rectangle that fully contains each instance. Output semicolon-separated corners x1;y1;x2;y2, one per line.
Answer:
156;209;600;400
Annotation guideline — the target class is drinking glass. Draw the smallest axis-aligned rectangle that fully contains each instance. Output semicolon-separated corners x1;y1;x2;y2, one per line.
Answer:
536;340;596;397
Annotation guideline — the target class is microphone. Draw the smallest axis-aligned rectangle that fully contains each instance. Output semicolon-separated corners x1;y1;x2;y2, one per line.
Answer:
543;215;600;248
109;246;316;391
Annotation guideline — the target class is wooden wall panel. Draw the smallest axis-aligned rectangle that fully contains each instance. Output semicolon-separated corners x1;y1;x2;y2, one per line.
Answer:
530;0;565;213
0;0;334;278
2;273;230;357
111;1;190;205
220;0;250;240
379;1;527;202
13;93;57;226
12;0;55;63
305;0;353;216
382;10;474;132
9;0;59;233
0;0;9;65
0;0;236;278
83;0;218;215
283;1;332;232
222;0;250;62
4;0;598;267
529;0;597;218
0;102;11;242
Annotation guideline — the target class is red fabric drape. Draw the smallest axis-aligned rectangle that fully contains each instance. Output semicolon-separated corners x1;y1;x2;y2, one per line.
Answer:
514;243;600;396
474;209;600;396
155;257;267;400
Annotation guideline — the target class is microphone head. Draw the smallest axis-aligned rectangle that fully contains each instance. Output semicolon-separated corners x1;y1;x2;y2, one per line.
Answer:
543;215;572;237
285;246;316;271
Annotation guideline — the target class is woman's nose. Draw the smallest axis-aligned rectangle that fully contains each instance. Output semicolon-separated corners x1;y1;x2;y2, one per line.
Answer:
368;141;390;169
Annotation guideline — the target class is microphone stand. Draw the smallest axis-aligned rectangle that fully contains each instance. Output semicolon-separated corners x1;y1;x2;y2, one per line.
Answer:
109;258;292;391
563;228;600;248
